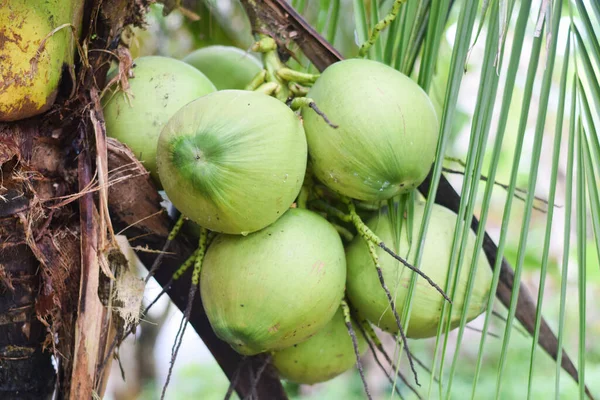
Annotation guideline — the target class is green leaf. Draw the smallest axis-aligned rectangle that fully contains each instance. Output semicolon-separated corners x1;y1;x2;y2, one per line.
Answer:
527;16;570;399
439;2;502;396
418;0;452;90
555;76;578;400
576;103;587;400
326;0;341;45
490;19;544;400
470;0;535;395
353;0;369;49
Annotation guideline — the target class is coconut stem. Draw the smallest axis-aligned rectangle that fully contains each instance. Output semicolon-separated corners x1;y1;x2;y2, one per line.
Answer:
341;300;372;400
355;319;410;400
308;199;349;221
192;228;208;286
169;214;187;240
224;357;246;400
355;200;382;211
366;240;420;386
288;81;309;96
356;317;424;398
365;338;406;400
172;248;201;280
243;355;272;400
297;187;309;209
159;228;209;399
297;165;315;209
442;166;550;212
378;242;451;303
144;214;186;283
254;81;280;96
342;197;451;303
251;36;277;52
245;69;267;91
161;278;197;400
145;227;216;316
289;97;339;128
358;0;407;57
276;67;319;85
161;228;209;399
331;223;355;241
255;34;290;101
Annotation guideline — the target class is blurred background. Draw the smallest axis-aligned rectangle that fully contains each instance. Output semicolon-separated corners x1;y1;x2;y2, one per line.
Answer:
104;0;600;398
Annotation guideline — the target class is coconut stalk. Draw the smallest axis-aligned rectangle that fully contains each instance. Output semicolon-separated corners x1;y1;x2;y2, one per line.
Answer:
237;0;589;396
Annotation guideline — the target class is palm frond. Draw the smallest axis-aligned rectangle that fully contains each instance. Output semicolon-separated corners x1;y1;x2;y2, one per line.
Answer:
353;0;370;47
576;103;587;400
242;0;600;398
527;22;571;399
555;75;578;399
437;3;502;397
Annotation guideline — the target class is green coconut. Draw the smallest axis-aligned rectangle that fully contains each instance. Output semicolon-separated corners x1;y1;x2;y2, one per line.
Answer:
156;90;307;235
183;45;263;90
345;202;493;338
272;307;367;384
102;56;216;184
301;59;439;202
200;208;347;355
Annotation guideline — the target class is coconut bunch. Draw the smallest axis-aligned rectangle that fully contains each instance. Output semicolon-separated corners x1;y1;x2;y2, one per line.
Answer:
102;40;493;385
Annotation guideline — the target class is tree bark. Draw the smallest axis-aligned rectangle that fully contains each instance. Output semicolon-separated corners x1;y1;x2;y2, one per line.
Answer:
0;123;80;399
0;201;56;400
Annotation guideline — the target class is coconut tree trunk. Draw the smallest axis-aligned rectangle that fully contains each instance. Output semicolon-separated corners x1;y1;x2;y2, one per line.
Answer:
0;131;61;399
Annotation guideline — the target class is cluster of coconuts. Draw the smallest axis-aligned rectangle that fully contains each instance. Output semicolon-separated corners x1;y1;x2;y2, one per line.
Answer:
102;44;493;385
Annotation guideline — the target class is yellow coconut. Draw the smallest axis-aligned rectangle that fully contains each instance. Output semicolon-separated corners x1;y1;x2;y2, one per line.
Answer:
0;0;83;121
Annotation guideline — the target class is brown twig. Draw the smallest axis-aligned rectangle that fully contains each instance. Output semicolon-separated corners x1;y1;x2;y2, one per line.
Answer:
70;131;107;399
160;283;197;400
